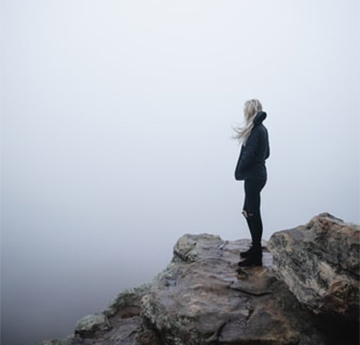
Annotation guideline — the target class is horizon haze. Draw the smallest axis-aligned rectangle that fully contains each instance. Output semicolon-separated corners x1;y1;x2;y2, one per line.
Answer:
1;1;359;344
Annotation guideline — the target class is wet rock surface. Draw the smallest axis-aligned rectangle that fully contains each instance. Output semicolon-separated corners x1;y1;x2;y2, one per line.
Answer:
38;214;360;345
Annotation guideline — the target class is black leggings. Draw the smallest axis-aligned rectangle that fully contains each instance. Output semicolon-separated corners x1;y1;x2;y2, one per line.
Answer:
243;179;266;247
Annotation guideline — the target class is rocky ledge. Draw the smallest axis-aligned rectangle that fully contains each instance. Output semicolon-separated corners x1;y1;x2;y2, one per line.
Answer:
39;213;359;345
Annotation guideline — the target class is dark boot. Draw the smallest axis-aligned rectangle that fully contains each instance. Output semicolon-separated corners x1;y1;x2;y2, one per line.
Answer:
238;246;262;267
240;245;256;258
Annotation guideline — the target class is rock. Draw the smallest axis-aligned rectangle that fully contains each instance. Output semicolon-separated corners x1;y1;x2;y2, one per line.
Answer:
75;313;112;337
140;234;327;345
46;286;161;345
38;215;360;345
105;285;151;318
268;213;360;322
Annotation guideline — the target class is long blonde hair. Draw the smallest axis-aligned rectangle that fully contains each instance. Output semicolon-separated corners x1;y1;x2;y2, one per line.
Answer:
233;99;263;145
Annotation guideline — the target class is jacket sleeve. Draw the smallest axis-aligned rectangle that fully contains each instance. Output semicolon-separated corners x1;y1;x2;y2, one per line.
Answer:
265;143;270;160
237;129;259;173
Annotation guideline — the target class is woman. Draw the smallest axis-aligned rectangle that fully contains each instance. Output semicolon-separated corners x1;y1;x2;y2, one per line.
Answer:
234;99;270;267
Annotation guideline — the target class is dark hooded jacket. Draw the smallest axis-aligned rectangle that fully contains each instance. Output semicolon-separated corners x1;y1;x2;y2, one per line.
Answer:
235;111;270;181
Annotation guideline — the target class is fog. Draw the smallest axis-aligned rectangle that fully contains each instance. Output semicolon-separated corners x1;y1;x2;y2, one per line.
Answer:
1;1;359;344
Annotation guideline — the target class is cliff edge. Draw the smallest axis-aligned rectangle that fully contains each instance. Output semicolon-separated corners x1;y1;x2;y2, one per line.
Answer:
39;213;360;345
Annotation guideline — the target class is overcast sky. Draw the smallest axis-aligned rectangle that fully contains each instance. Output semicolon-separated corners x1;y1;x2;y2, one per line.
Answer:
1;1;359;344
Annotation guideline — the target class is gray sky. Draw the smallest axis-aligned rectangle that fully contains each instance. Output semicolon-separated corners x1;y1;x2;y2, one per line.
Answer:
1;1;359;344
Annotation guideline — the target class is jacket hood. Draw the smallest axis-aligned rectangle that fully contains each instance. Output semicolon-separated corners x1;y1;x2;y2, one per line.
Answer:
253;111;267;125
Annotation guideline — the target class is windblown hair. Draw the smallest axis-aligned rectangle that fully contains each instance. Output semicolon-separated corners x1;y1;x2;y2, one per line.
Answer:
233;99;263;145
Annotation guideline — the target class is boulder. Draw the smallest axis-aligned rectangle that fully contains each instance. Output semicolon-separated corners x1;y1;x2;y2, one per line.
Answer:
268;213;360;322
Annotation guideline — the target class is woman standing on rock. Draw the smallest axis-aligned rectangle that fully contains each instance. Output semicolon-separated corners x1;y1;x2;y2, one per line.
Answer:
234;99;270;267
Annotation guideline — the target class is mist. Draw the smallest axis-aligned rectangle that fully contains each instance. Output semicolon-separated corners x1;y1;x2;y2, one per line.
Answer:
1;1;359;344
